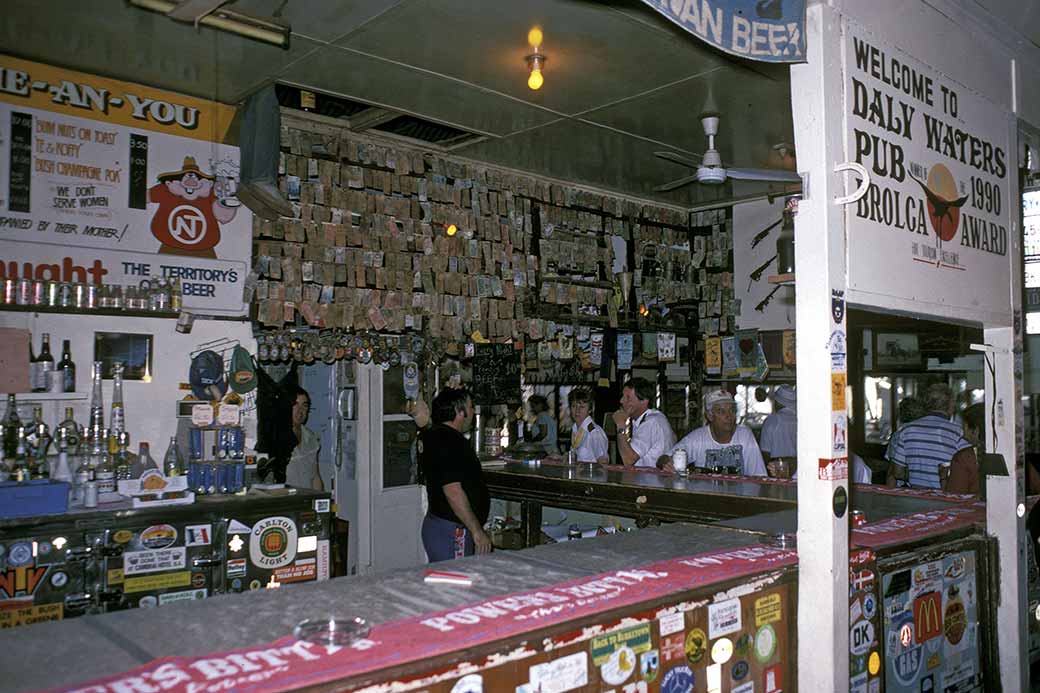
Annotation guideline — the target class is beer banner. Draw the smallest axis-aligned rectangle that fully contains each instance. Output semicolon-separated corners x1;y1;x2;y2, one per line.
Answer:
0;55;250;314
638;0;806;63
48;546;797;693
851;504;984;549
844;23;1013;319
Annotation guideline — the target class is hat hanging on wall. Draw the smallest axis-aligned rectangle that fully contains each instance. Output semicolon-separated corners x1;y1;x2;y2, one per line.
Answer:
190;350;228;401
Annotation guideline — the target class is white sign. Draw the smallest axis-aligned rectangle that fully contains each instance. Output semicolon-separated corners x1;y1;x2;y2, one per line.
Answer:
529;652;588;693
708;598;742;639
249;516;298;569
123;547;186;576
159;588;207;605
658;610;685;636
0;55;250;314
844;24;1011;318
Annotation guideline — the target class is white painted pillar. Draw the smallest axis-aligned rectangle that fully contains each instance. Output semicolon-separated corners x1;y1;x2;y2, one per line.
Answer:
983;112;1028;686
791;4;849;690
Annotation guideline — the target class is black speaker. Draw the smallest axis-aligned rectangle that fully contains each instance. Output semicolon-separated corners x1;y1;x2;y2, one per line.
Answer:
237;85;293;220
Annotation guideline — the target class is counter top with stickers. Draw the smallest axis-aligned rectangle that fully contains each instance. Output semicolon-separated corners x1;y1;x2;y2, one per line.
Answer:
485;458;968;546
1;522;797;692
0;487;331;531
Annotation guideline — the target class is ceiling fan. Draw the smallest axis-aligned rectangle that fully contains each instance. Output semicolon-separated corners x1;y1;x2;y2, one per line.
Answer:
653;115;802;192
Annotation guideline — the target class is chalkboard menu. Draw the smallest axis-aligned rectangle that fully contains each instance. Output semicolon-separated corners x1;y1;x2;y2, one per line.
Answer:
472;342;521;405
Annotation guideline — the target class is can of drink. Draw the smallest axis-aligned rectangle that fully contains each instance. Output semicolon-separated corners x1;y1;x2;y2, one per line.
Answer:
84;284;98;309
228;427;244;458
204;461;219;494
16;278;32;305
851;510;868;528
2;279;15;305
31;279;46;305
216;461;230;494
58;282;73;307
45;280;59;307
73;283;87;308
189;427;204;460
188;460;200;492
232;460;245;493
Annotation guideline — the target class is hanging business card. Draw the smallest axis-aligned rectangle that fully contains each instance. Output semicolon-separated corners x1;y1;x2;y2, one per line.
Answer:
617;333;634;370
721;337;739;378
657;333;676;361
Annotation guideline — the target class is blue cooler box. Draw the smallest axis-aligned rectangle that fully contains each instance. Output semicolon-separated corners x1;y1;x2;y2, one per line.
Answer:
0;480;70;519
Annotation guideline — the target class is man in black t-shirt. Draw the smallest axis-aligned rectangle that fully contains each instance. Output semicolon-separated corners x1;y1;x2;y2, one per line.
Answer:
418;388;492;561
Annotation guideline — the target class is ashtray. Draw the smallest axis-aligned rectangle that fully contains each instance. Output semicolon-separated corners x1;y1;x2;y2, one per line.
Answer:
293;617;370;646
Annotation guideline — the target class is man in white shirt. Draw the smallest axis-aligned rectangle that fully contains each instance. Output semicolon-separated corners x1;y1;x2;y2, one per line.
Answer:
612;377;676;468
568;388;608;464
661;389;767;476
759;384;797;463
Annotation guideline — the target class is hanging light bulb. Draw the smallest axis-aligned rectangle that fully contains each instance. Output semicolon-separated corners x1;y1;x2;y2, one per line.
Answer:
525;52;546;91
527;26;543;48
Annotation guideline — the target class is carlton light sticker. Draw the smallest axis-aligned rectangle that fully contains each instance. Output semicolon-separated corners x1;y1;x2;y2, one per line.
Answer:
0;55;249;314
844;24;1011;318
249;516;298;570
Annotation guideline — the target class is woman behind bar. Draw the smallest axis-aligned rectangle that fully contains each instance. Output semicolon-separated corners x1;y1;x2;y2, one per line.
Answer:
568;388;608;464
525;394;558;455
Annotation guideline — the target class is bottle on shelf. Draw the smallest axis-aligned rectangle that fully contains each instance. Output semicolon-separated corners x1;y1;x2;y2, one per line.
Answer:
73;435;95;506
2;394;21;459
94;428;116;494
110;362;125;437
88;361;104;435
28;337;39;392
58;339;76;392
25;406;51;467
114;430;131;481
163;436;183;477
134;441;156;478
170;277;183;311
34;333;54;393
12;426;30;482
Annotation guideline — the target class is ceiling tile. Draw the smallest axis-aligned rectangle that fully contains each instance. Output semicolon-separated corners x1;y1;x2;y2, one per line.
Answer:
231;0;405;44
280;44;560;137
334;0;732;120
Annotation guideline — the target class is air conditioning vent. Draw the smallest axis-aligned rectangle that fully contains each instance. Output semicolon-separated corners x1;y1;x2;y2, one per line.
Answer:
372;115;481;146
275;83;370;119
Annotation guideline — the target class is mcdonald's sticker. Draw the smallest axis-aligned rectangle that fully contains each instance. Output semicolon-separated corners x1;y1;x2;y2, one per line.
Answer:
913;591;942;643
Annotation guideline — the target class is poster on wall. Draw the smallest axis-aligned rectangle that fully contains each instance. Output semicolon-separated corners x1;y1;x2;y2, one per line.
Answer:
0;55;250;314
844;23;1012;320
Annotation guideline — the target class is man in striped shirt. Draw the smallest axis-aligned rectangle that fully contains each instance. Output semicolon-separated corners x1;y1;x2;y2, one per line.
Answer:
886;384;978;494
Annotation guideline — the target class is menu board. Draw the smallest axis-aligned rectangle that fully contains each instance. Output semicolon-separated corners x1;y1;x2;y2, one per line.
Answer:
0;55;250;314
472;342;521;405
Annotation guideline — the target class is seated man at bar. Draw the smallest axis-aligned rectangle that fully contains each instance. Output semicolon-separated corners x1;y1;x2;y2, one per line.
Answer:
660;389;767;476
759;384;797;475
568;387;608;464
886;383;978;494
419;388;492;560
524;394;558;455
612;377;675;468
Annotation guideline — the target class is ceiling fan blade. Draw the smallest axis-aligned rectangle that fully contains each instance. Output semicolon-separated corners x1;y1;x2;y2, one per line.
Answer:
654;150;702;168
726;167;802;183
653;174;700;192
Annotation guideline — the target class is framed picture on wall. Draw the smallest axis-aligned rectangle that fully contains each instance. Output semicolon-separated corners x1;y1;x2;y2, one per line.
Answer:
93;332;153;380
875;332;920;369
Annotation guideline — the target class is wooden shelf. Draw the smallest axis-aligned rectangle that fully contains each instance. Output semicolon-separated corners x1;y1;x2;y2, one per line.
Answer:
0;305;179;319
767;273;795;286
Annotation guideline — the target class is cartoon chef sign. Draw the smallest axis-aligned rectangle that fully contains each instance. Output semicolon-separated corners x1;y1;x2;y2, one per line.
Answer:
148;156;238;258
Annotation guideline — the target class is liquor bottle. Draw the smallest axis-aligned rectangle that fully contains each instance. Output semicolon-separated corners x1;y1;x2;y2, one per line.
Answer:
12;427;30;482
110;362;125;437
2;394;21;459
134;441;156;478
56;408;81;454
35;333;54;393
114;430;131;480
163;436;183;477
58;340;76;393
88;361;104;437
73;441;95;505
95;429;116;494
25;406;51;462
28;337;39;392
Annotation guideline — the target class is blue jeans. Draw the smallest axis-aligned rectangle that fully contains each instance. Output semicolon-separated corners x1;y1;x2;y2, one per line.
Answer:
422;514;474;562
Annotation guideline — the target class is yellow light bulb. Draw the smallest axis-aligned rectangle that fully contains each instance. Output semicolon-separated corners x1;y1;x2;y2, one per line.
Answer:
528;68;544;91
446;224;458;236
528;27;543;47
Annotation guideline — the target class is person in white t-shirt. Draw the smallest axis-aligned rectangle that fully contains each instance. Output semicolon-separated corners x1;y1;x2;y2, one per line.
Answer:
568;388;608;464
660;389;767;476
612;377;676;468
759;384;797;462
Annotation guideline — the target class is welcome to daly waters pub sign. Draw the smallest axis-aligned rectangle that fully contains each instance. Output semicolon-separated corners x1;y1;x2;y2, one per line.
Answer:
843;22;1013;320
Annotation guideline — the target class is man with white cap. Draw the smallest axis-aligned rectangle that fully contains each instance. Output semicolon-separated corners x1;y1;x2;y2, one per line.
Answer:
760;384;798;474
660;389;766;476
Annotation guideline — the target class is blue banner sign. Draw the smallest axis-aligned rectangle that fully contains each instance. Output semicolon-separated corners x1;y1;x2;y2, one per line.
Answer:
640;0;806;63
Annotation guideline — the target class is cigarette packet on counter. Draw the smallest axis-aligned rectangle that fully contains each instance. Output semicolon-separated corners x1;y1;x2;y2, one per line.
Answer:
423;569;473;586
